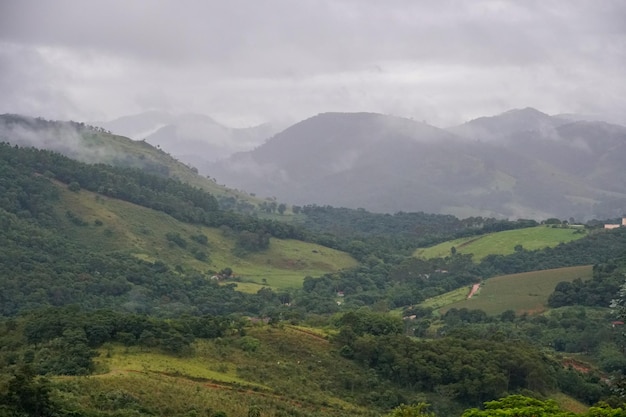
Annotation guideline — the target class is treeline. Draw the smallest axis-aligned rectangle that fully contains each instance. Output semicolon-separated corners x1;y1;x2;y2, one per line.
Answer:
334;310;608;406
0;207;288;316
297;228;626;313
297;205;541;261
548;256;626;308
477;228;626;278
331;311;609;408
298;254;479;312
437;306;621;399
0;307;242;376
0;142;306;242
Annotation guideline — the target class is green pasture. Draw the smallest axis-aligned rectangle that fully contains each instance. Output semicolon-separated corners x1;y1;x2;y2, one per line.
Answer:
74;326;375;417
414;226;586;261
96;343;264;389
55;184;356;292
428;265;593;316
420;286;474;311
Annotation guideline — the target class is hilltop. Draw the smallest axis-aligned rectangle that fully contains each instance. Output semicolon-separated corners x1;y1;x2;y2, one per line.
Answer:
0;113;262;213
210;108;626;219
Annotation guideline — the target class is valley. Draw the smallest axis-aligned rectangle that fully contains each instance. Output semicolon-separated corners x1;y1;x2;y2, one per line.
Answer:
1;112;626;417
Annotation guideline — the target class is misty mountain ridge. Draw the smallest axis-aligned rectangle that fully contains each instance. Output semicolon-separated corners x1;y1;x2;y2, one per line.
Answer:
0;113;261;208
210;108;626;220
2;108;625;221
448;107;564;140
96;111;277;168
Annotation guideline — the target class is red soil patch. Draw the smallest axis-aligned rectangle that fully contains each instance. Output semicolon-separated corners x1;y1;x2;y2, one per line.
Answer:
467;283;480;299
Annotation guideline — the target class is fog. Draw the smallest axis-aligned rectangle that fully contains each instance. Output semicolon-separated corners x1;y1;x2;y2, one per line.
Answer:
1;1;625;127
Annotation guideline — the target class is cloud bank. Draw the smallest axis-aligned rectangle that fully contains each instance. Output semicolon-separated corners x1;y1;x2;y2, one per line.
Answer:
1;0;625;127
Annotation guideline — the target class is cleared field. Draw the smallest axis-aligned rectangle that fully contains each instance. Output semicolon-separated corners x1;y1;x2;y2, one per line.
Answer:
73;326;374;417
420;287;472;311
432;265;593;316
414;226;586;261
55;184;356;291
96;343;264;388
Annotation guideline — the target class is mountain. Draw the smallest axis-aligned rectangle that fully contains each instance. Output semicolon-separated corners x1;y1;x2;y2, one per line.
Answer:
210;109;626;220
447;107;565;140
96;111;276;170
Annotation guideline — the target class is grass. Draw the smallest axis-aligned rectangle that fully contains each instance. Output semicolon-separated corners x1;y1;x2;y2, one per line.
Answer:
420;287;473;311
96;343;267;389
54;184;356;292
549;392;589;414
428;265;593;316
54;325;380;417
81;130;261;205
414;226;587;262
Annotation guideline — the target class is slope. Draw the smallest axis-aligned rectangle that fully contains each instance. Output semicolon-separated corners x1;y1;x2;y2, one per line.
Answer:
0;142;356;316
425;265;594;316
96;111;276;170
414;226;587;261
55;182;357;293
211;109;626;219
0;113;262;212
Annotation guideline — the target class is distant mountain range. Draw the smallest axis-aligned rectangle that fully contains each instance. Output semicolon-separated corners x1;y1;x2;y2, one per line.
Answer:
95;111;276;169
208;108;626;220
2;108;625;220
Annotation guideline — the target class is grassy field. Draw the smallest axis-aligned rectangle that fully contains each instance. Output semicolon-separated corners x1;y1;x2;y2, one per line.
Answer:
55;184;357;292
414;226;587;261
53;325;379;417
420;287;473;311
425;265;593;316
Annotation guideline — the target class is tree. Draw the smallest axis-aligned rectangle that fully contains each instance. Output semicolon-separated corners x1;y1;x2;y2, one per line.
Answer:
277;203;286;215
68;181;81;192
1;366;58;416
386;403;435;417
462;395;624;416
462;395;567;417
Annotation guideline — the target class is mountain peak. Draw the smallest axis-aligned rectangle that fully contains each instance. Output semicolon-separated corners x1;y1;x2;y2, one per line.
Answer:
501;107;548;117
449;107;561;140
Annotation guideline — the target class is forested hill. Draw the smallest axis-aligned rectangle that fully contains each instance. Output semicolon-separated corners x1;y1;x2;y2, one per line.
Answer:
5;142;626;416
4;140;626;317
0;113;261;212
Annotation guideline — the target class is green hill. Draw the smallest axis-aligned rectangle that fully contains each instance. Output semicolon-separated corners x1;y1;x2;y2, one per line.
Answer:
414;226;587;261
0;113;266;213
421;265;593;316
55;183;356;293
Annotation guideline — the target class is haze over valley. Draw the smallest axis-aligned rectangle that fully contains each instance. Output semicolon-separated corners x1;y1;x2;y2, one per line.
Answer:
2;2;626;416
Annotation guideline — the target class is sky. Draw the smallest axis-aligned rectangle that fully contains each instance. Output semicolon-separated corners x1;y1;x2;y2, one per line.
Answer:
0;0;625;128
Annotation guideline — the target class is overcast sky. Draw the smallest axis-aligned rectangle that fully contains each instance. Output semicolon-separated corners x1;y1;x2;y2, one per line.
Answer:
0;0;624;127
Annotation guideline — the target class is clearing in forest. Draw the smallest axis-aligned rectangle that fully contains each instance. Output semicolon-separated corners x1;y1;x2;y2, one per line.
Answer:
428;265;593;316
414;226;586;262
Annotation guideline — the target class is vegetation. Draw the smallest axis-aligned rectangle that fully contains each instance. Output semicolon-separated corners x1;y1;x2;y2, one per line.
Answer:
415;225;587;262
3;136;626;416
438;265;593;316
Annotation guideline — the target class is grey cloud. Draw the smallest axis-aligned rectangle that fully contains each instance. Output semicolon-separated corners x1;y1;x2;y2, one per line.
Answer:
0;0;624;125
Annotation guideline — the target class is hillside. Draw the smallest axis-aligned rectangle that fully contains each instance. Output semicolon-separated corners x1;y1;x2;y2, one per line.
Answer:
3;203;624;416
95;111;276;171
3;114;626;415
55;182;357;293
0;113;263;213
210;109;626;219
0;142;358;316
428;265;594;316
414;225;587;261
